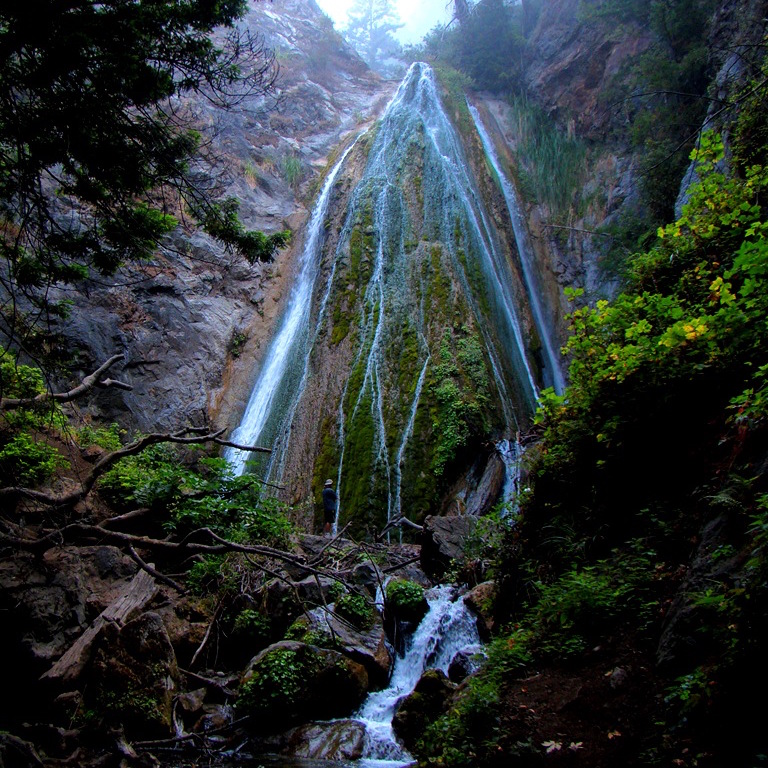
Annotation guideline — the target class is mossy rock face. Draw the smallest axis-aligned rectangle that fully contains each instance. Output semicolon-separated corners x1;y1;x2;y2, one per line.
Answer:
385;579;428;625
238;641;368;732
89;611;179;737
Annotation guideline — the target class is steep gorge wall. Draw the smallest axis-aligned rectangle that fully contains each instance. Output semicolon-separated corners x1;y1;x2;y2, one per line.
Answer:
497;0;768;309
270;65;541;535
55;0;389;435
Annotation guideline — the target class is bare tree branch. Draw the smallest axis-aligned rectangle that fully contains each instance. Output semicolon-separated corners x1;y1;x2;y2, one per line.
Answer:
128;545;186;593
1;354;132;411
0;428;270;508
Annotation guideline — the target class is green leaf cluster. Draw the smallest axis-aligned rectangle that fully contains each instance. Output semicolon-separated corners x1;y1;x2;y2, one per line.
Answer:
0;353;67;484
334;592;374;630
0;431;65;486
236;647;318;725
385;578;425;613
99;451;293;548
531;117;768;543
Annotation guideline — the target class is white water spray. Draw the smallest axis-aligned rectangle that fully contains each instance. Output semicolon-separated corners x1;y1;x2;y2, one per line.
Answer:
355;585;483;767
225;142;358;475
468;104;566;394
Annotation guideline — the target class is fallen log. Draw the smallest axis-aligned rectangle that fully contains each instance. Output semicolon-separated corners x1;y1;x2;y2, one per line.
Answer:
40;567;158;685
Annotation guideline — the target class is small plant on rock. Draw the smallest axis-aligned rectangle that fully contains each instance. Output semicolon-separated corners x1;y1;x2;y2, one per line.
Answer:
334;592;374;630
386;578;428;623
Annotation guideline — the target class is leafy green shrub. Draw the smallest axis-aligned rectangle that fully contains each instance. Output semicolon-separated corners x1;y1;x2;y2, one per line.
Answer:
185;556;227;595
535;564;628;629
98;442;183;510
99;450;293;547
328;581;346;602
334;593;374;630
386;578;427;623
0;356;46;399
229;331;247;358
233;608;271;644
284;619;339;649
0;432;65;486
386;578;425;610
76;422;123;451
0;355;67;431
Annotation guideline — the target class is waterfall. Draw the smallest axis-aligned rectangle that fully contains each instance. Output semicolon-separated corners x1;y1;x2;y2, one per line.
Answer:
496;437;525;517
333;61;539;523
224;141;358;475
227;62;545;524
468;104;566;395
355;585;483;767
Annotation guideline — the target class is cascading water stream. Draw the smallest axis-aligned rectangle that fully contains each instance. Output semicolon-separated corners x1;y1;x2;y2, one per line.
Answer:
468;104;566;395
355;585;483;767
334;62;539;523
497;437;525;517
226;62;544;526
224;141;358;476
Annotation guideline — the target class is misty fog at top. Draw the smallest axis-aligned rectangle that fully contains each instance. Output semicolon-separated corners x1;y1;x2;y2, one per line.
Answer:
315;0;452;73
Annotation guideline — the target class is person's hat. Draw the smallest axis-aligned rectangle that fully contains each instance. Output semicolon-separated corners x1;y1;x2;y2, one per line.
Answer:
324;479;333;486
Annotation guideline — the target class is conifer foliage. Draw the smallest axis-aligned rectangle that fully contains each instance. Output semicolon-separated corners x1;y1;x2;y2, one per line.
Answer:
343;0;403;74
0;0;288;354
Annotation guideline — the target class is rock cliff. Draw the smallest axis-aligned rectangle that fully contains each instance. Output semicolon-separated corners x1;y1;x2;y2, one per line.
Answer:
55;0;390;435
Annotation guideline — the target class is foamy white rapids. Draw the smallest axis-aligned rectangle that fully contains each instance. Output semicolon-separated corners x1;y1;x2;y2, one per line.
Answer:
355;584;483;767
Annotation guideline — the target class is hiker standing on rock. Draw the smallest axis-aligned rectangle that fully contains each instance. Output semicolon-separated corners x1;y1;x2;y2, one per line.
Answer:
322;478;337;537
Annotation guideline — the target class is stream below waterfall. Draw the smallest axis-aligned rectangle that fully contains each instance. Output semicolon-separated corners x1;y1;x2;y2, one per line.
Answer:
355;584;483;767
187;585;482;768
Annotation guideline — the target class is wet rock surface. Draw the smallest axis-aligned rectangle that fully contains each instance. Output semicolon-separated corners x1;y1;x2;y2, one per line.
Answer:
392;668;457;753
420;515;479;580
53;0;388;439
282;719;367;761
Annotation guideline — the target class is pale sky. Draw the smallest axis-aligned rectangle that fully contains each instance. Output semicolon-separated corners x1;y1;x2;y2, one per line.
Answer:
315;0;453;45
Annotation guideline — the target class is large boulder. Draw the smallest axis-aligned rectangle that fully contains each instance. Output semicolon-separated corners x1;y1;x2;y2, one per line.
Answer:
392;669;457;753
0;547;140;727
282;720;367;761
238;640;368;731
88;611;180;737
299;607;392;688
420;515;478;580
463;581;496;640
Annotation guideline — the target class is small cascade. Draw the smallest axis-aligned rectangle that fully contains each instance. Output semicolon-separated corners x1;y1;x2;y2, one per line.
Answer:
355;585;483;767
468;104;566;395
225;141;358;476
496;438;525;517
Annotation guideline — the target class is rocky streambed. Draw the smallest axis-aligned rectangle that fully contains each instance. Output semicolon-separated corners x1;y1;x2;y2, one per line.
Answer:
0;521;494;768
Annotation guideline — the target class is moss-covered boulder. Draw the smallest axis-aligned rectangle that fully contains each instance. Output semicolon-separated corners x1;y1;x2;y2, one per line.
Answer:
385;578;428;624
238;640;368;732
88;611;179;737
